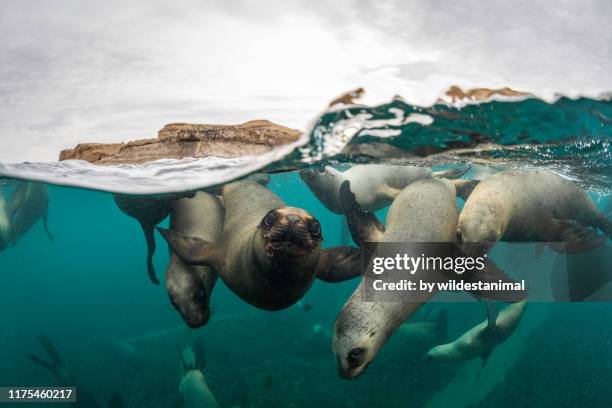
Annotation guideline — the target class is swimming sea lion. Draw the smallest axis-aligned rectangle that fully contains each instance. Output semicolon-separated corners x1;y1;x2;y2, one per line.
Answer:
425;300;526;365
27;334;124;408
396;308;448;351
159;181;361;311
0;189;11;251
333;179;522;379
300;164;469;214
114;192;196;285
178;343;220;408
457;169;612;253
9;182;53;246
167;192;224;327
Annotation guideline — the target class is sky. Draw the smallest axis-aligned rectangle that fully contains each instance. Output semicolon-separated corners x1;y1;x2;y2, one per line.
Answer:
0;0;611;163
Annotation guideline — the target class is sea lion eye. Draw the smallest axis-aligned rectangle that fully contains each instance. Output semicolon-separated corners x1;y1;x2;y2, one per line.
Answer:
263;211;277;228
347;347;365;365
309;221;321;237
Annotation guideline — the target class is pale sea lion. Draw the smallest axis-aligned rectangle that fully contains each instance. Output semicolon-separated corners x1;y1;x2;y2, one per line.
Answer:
425;300;527;365
27;334;124;408
458;169;612;253
9;182;53;246
300;164;469;214
167;191;224;327
178;343;220;408
333;179;522;379
0;189;11;251
159;181;361;311
396;308;448;351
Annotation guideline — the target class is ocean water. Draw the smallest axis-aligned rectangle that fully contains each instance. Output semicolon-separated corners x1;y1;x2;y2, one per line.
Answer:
0;96;611;407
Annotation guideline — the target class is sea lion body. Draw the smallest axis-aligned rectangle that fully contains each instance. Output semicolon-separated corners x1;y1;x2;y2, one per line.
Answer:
167;192;224;327
425;300;526;364
180;370;220;408
458;170;612;249
333;179;459;378
178;345;220;408
397;309;448;350
160;181;361;311
300;165;434;214
9;182;53;246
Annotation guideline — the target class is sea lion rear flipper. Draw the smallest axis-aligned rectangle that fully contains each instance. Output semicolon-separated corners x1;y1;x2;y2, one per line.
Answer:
451;179;480;200
316;246;362;283
43;211;55;243
142;223;160;285
339;180;384;246
548;219;606;254
157;228;217;266
108;392;124;408
432;166;470;180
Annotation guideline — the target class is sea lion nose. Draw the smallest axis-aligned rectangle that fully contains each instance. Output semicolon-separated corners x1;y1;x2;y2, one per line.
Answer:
285;214;303;227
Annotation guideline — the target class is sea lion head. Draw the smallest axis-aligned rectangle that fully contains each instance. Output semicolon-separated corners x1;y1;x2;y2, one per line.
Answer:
299;166;344;213
255;207;323;260
457;200;505;247
333;297;392;379
166;262;216;328
423;345;445;363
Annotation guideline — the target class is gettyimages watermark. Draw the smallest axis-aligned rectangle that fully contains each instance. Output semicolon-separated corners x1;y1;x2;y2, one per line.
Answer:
359;242;612;302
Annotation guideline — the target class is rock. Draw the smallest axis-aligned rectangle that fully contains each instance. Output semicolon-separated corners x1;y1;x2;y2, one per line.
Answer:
59;120;301;165
443;86;530;103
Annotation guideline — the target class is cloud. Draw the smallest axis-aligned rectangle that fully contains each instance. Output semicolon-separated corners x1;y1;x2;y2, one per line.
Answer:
0;0;610;162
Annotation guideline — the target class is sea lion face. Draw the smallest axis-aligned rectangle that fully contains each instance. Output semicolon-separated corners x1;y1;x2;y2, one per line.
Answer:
333;304;389;379
167;263;215;328
256;207;323;258
457;201;504;245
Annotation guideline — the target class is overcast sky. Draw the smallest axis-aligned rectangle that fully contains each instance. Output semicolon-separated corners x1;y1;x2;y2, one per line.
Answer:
1;0;611;163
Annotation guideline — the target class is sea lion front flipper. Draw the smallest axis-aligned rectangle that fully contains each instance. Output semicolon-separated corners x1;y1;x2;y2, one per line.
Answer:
316;246;362;282
548;219;606;253
377;184;401;201
480;348;493;367
142;223;160;285
339;180;384;246
43;211;55;243
157;228;218;266
451;179;480;200
483;301;499;332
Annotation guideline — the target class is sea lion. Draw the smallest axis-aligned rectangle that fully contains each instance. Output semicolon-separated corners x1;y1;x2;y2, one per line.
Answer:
8;182;53;246
300;164;469;214
333;179;522;379
27;334;124;408
113;192;195;285
425;300;527;365
0;189;11;251
158;181;361;311
457;169;612;253
178;343;220;408
396;308;448;350
166;192;224;327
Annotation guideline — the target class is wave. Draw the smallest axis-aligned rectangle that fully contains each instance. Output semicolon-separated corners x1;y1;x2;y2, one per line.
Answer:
0;96;611;194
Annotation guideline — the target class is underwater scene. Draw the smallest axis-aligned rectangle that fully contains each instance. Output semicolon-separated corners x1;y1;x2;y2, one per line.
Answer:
1;96;612;408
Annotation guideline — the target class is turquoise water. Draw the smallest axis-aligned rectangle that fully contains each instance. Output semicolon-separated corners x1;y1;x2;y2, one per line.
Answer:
0;97;611;407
